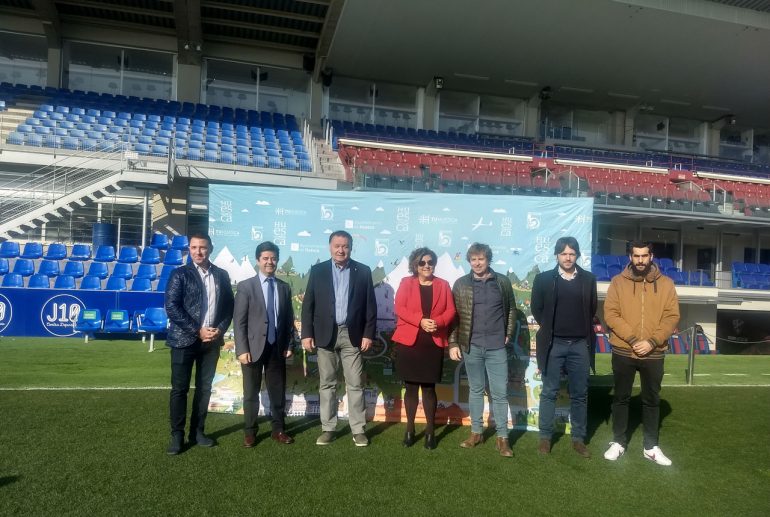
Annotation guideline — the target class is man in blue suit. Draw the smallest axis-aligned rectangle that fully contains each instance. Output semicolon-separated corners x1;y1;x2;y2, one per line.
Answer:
301;230;377;447
234;241;297;447
164;233;234;455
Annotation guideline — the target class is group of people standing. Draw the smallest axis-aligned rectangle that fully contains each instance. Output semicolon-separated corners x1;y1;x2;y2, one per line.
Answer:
162;231;679;466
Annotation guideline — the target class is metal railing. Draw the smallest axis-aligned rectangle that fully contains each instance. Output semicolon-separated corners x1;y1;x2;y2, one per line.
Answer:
0;140;128;226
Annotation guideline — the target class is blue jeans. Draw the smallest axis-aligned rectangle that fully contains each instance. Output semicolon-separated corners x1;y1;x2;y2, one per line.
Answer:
538;337;589;441
464;345;509;437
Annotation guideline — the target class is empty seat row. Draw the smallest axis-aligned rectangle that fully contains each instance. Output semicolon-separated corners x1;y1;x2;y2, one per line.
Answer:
1;272;170;291
0;242;187;265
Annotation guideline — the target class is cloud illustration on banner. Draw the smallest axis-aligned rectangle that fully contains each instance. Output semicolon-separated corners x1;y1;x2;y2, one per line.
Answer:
493;208;507;213
297;230;311;237
442;207;451;212
208;217;216;222
255;200;270;206
375;207;385;212
241;209;249;213
351;206;360;211
380;230;392;235
495;259;507;265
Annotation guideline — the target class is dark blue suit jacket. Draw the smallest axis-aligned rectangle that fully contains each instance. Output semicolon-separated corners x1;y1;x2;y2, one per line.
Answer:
300;259;377;349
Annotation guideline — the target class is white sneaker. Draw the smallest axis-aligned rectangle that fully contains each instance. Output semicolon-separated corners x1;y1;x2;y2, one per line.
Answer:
603;442;625;461
643;446;672;466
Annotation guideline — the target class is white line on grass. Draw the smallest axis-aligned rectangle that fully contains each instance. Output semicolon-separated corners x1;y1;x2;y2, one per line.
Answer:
723;373;748;376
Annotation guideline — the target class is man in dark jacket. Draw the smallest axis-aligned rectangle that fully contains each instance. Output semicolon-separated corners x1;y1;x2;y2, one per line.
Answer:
164;232;234;455
301;230;377;447
449;242;517;457
531;236;597;458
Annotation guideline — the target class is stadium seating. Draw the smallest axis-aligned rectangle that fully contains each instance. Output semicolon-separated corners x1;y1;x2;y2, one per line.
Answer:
105;277;127;291
87;262;109;279
0;241;20;259
170;235;189;251
75;308;102;342
103;310;130;332
20;242;43;259
117;246;139;263
136;307;168;352
0;258;8;275
111;263;134;280
63;261;85;279
94;245;116;262
12;259;34;277
38;260;60;278
150;233;169;250
79;275;102;290
2;273;24;287
140;247;160;264
130;278;153;291
69;244;92;261
163;249;184;265
28;274;50;288
44;243;67;260
54;275;76;289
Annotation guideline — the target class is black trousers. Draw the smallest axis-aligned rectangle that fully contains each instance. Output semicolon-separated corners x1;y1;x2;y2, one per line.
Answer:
611;353;664;449
241;342;287;434
169;341;220;437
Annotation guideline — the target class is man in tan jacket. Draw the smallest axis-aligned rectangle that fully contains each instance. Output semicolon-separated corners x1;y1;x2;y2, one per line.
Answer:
603;241;680;466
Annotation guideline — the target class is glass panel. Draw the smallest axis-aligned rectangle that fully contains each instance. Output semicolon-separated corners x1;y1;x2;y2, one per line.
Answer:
67;42;122;94
123;48;173;100
205;58;309;118
438;90;478;134
329;76;373;124
0;31;48;87
479;94;524;137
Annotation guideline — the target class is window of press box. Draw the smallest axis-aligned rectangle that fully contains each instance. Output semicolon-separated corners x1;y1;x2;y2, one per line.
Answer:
0;31;48;88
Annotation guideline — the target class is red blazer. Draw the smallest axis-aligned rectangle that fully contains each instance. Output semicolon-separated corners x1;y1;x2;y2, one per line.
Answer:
391;275;456;348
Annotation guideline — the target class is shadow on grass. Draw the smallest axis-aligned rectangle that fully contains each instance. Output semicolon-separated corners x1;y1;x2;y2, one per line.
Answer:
285;416;321;436
586;383;613;444
210;422;242;441
0;475;20;488
624;397;672;446
367;421;398;442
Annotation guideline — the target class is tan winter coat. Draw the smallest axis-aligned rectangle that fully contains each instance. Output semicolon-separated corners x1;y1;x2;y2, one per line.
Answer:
604;263;680;359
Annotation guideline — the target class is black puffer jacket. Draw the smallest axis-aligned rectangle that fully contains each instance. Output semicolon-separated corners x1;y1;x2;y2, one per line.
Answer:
164;262;234;349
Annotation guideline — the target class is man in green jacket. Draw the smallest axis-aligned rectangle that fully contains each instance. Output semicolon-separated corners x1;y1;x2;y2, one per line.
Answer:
449;242;517;457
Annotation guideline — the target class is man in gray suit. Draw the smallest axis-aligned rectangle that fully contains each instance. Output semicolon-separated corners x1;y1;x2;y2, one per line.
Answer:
234;241;297;447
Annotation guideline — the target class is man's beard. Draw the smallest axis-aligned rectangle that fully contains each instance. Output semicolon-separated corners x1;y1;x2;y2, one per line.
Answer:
632;262;652;277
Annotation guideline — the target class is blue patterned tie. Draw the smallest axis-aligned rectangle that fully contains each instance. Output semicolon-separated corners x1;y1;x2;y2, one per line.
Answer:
267;277;276;344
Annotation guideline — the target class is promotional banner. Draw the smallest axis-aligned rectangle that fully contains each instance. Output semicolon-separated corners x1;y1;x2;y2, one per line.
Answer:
0;288;164;337
208;185;594;431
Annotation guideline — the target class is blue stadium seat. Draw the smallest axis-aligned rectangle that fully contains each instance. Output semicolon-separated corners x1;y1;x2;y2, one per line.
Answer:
103;309;130;332
150;233;170;251
105;276;127;291
163;249;183;265
0;258;8;275
0;241;20;258
20;242;43;259
69;244;91;261
2;273;23;287
606;263;623;278
28;274;50;288
156;276;169;292
79;275;102;290
54;275;76;289
137;307;168;351
63;261;85;278
117;246;138;263
135;264;158;280
75;308;102;342
94;245;116;262
140;247;160;264
159;264;177;278
12;259;34;277
131;278;153;291
38;259;60;277
87;262;109;279
169;236;188;251
591;264;610;281
44;243;67;260
111;263;134;279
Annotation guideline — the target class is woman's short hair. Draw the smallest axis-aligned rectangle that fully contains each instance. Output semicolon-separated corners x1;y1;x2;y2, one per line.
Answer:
408;247;438;275
466;242;492;263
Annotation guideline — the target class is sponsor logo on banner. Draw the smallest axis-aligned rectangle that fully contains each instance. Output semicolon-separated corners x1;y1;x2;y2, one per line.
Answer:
320;204;334;220
527;212;541;230
375;239;389;256
250;226;263;241
438;230;452;247
0;294;12;333
40;294;85;337
344;219;354;229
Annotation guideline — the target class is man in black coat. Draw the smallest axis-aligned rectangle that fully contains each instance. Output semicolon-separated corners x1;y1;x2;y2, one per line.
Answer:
164;232;234;455
301;230;377;447
530;236;597;458
233;241;297;447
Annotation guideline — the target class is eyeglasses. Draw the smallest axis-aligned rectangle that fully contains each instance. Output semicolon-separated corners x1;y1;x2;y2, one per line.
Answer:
418;260;435;267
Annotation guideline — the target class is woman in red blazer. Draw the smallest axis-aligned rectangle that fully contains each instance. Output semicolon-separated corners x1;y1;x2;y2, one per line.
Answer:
392;247;456;449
